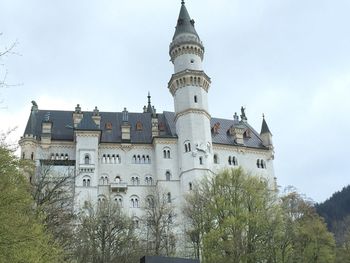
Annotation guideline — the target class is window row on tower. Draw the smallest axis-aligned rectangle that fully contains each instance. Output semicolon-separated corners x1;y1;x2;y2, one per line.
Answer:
50;153;69;160
132;155;151;164
81;171;175;187
101;154;121;164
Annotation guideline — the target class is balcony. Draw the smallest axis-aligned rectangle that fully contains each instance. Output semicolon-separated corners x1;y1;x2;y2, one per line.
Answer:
110;182;128;193
79;163;95;173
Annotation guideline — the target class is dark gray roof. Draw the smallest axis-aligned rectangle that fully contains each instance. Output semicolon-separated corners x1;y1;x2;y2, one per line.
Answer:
76;113;99;131
23;109;267;149
172;2;199;40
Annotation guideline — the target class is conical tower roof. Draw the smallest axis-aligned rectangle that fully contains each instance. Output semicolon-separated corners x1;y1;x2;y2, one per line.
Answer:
260;115;272;134
172;1;199;40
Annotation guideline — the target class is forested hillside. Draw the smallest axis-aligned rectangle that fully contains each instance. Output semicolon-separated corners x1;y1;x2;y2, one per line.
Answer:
316;185;350;244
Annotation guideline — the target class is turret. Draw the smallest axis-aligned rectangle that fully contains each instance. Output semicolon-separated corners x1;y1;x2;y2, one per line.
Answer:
260;114;273;148
19;101;39;160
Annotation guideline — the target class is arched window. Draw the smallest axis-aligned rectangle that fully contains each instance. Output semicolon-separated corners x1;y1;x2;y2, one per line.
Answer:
31;152;34;160
50;153;54;160
65;154;69;160
184;141;191;152
228;156;232;165
145;176;153;185
115;176;121;184
115;195;123;207
107;154;110;163
132;155;136;163
163;148;171;159
232;156;238;166
132;217;140;228
98;195;106;203
194;95;198;103
130;196;140;208
214;154;218;164
135;177;140;185
147;155;151;163
199;157;203;165
60;153;64;160
147;195;154;208
167;192;172;203
56;153;59;160
166;171;171;181
131;177;135;185
83;176;91;187
257;159;261;168
84;154;90;164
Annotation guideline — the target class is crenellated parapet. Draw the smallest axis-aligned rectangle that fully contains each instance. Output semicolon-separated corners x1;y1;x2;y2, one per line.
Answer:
168;69;211;96
170;41;204;62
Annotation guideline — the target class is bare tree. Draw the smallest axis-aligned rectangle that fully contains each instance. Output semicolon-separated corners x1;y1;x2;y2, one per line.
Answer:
31;161;76;259
142;187;176;256
74;200;141;263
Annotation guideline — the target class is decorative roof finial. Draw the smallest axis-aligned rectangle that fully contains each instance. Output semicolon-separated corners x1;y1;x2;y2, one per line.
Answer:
240;106;247;122
146;92;153;113
181;0;185;5
262;113;265;119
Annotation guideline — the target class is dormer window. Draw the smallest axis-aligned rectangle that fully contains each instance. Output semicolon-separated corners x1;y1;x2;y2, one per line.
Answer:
211;122;220;134
105;122;112;130
243;129;251;138
136;121;143;131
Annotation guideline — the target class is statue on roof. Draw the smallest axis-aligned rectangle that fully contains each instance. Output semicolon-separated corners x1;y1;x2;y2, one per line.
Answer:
240;106;247;122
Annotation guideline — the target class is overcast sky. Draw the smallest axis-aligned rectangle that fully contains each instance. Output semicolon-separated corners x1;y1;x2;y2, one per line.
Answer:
1;0;349;202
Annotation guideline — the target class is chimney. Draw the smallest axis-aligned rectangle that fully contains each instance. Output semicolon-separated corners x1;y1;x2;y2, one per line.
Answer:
41;112;52;147
121;108;131;141
73;104;83;128
92;106;101;128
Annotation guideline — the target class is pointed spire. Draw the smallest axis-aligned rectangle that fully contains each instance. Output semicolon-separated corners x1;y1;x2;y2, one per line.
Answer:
173;1;199;40
260;114;272;134
147;92;153;113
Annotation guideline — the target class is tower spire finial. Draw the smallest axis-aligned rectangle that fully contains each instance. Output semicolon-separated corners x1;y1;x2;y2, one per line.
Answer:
181;0;185;5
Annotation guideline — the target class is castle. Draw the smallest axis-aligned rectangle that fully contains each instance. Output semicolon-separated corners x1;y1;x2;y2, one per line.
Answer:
19;1;275;224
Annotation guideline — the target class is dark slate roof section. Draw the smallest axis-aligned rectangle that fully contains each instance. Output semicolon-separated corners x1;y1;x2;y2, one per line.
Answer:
172;2;199;40
260;117;272;134
22;109;267;149
76;113;99;131
24;110;74;141
210;117;266;149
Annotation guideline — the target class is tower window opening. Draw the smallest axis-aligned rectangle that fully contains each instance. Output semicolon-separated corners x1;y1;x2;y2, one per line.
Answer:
189;182;193;191
166;171;171;181
190;59;194;63
167;192;172;203
194;95;198;103
84;154;90;164
199;157;203;165
214;154;218;164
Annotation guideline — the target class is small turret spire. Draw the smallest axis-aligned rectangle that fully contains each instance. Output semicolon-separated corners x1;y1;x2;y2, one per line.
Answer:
261;114;272;134
181;0;185;5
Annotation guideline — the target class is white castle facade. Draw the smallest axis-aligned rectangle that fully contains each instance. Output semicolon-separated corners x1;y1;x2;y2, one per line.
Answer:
19;1;275;224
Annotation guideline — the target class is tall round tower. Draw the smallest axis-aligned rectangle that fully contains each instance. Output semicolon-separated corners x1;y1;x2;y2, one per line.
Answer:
168;1;213;192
